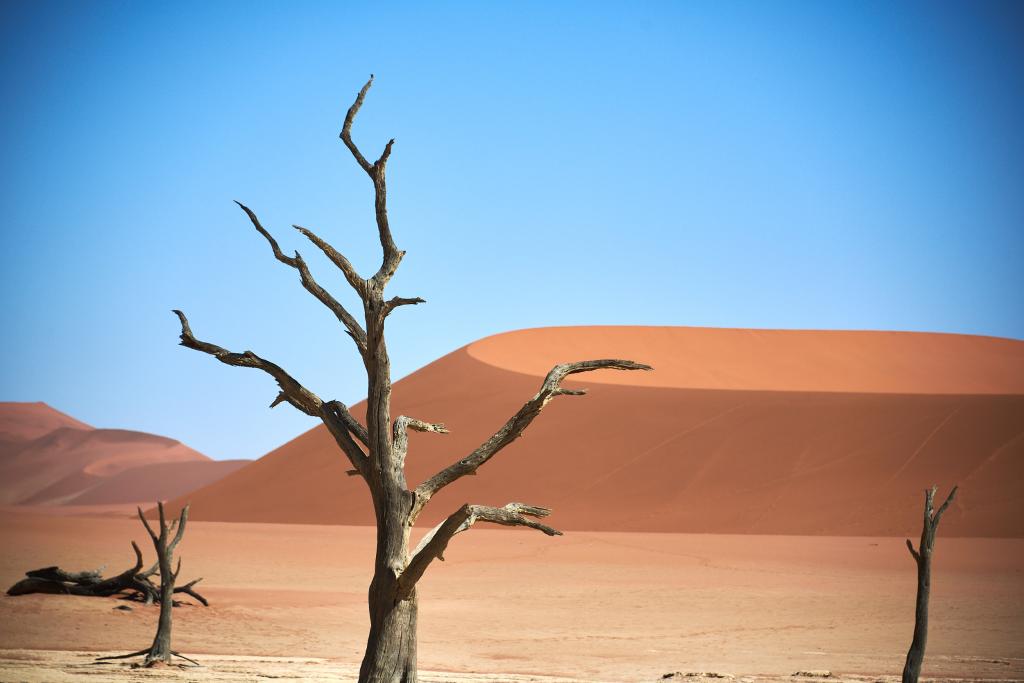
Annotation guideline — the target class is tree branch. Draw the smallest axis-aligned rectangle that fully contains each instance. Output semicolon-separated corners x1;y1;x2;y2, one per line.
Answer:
383;296;426;318
127;542;143;575
320;400;370;476
137;506;158;543
905;538;921;562
396;416;449;436
172;309;325;418
235;201;367;353
140;559;159;580
412;359;652;519
339;75;403;290
398;503;560;597
931;485;958;525
174;578;208;607
293;224;367;297
393;416;448;465
340;75;375;174
325;400;369;447
167;505;189;556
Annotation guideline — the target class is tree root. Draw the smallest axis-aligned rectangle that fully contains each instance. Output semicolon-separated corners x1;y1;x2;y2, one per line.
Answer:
95;648;200;667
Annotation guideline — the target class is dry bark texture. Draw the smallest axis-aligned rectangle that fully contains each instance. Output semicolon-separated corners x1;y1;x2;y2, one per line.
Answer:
95;502;196;667
902;485;957;683
173;75;651;683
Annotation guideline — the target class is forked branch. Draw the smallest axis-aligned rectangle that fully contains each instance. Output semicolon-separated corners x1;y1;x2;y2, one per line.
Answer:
235;201;367;353
398;503;560;597
340;74;403;289
412;359;652;519
905;485;958;562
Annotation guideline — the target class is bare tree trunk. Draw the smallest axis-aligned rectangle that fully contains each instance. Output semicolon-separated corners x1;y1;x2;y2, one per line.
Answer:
359;333;419;681
361;578;418;683
902;485;957;683
147;522;176;666
139;501;190;666
173;76;650;681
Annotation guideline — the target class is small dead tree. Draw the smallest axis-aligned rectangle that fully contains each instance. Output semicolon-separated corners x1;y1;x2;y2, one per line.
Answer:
173;76;651;682
98;502;197;667
902;485;957;683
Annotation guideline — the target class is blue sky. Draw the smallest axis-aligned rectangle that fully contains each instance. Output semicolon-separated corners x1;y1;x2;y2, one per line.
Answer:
2;1;1022;460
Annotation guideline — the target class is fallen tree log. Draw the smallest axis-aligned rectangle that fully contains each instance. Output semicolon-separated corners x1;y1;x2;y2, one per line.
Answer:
6;541;206;607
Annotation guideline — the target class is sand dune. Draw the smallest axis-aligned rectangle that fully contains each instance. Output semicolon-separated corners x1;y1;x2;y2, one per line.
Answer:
165;327;1024;536
0;403;248;507
51;459;250;506
1;428;208;505
0;402;91;443
469;326;1024;393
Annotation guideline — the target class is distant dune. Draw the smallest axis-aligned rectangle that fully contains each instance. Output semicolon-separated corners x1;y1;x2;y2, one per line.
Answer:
62;459;250;505
0;401;91;443
0;403;249;507
155;327;1022;536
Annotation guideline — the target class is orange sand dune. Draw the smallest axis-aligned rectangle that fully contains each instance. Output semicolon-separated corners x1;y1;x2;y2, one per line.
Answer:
469;326;1024;393
166;327;1024;536
1;428;208;505
0;402;91;443
0;403;246;507
50;459;249;506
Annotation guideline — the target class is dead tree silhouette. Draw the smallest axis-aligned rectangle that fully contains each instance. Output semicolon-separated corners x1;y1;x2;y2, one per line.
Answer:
902;485;958;683
172;76;651;682
97;502;198;667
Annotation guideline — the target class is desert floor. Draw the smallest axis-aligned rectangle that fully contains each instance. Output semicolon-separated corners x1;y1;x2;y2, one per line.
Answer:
0;509;1021;682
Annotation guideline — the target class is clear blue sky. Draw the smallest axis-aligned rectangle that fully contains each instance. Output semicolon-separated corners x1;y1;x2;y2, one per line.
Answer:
2;1;1022;460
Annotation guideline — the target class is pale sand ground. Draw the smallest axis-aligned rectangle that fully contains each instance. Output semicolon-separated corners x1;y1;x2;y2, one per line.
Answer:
1;510;1021;681
0;651;996;683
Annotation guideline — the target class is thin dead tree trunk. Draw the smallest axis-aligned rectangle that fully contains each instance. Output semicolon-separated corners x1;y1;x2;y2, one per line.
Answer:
173;76;651;683
902;485;957;683
97;502;194;667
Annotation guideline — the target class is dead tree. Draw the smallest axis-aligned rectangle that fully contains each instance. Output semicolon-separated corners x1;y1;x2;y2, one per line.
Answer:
98;502;197;667
6;541;206;606
172;75;651;682
902;485;957;683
